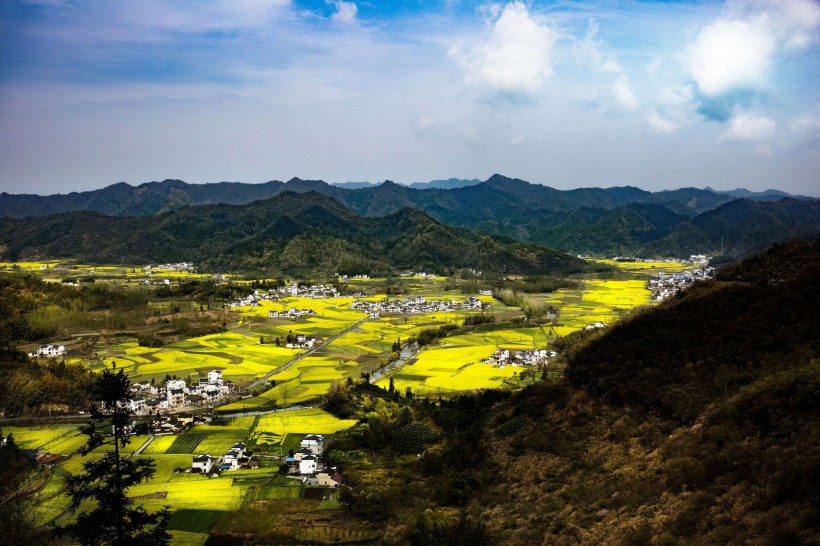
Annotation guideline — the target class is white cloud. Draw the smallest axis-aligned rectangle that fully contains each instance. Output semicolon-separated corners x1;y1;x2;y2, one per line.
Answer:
789;107;820;135
613;76;638;110
728;0;820;49
719;113;776;141
449;2;558;97
683;0;820;98
647;113;681;134
684;18;775;96
574;20;639;110
331;1;358;24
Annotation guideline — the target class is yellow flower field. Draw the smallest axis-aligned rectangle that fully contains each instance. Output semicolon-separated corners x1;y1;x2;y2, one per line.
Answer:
376;345;518;396
251;408;357;447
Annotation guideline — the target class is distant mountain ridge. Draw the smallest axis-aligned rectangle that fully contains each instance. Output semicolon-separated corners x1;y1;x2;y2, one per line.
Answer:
0;191;587;276
4;175;801;219
2;175;817;259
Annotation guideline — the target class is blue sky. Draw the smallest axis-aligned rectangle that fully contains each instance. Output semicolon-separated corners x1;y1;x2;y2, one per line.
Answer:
1;0;819;195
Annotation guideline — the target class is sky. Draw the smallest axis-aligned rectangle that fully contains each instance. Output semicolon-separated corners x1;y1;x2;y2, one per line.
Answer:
0;0;819;196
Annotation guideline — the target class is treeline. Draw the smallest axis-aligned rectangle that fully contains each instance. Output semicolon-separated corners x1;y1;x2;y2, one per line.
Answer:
0;356;93;415
326;383;510;544
0;274;237;348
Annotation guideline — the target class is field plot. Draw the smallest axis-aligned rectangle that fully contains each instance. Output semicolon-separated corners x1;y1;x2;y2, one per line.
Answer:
101;332;299;384
235;296;363;324
536;279;652;335
3;425;88;454
442;327;548;350
377;345;518;396
251;408;357;448
130;460;247;512
591;258;691;275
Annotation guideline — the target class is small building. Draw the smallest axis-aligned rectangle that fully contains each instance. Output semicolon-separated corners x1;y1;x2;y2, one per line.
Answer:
299;454;318;475
310;470;343;487
293;447;313;462
127;397;146;413
207;369;223;386
300;434;324;455
192;454;214;474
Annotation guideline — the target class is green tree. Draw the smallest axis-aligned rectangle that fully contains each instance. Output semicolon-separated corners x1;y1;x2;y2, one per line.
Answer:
53;365;170;546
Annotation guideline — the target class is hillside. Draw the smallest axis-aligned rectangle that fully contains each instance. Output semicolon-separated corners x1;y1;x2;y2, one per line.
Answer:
475;240;820;544
0;191;586;276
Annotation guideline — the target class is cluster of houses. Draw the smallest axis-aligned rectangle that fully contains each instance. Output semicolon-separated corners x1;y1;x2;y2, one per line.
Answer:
144;262;194;272
334;274;369;281
281;283;341;298
486;348;557;367
128;370;233;413
399;272;436;279
649;267;715;302
28;344;66;359
191;441;257;474
268;307;316;319
283;334;323;350
352;296;488;317
189;432;342;487
229;289;279;308
229;282;345;309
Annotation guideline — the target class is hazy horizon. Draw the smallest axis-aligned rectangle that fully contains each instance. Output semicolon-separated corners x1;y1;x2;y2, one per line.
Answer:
2;1;819;196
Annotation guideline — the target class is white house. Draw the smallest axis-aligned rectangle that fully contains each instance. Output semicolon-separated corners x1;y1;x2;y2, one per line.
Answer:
167;389;185;407
28;344;66;358
299;454;318;475
166;379;186;391
207;369;223;386
300;434;324;455
126;397;146;413
192;454;214;474
220;442;248;471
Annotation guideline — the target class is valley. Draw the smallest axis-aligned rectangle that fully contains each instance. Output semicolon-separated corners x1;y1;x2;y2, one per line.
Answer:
1;255;697;545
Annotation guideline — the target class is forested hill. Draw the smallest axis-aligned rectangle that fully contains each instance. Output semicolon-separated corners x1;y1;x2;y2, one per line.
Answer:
0;191;587;276
476;239;820;543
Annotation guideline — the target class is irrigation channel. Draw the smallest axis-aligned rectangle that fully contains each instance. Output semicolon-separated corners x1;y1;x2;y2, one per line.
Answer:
368;342;420;384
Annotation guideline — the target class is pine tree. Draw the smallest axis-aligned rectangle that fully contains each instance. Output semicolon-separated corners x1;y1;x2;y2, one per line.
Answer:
53;365;170;546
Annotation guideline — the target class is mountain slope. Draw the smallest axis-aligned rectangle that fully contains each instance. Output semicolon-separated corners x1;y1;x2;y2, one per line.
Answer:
478;239;820;544
644;198;820;257
0;191;586;276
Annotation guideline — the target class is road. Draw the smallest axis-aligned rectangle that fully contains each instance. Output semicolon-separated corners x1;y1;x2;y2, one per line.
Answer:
241;316;368;393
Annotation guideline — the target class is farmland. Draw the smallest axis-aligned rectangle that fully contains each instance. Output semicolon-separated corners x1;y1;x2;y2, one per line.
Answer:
9;408;357;544
15;261;670;410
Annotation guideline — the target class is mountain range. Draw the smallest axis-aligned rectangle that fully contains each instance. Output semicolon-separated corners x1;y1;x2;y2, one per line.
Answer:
0;191;588;276
2;175;818;260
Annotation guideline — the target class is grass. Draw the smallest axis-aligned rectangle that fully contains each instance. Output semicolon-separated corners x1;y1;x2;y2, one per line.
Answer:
168;509;225;532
